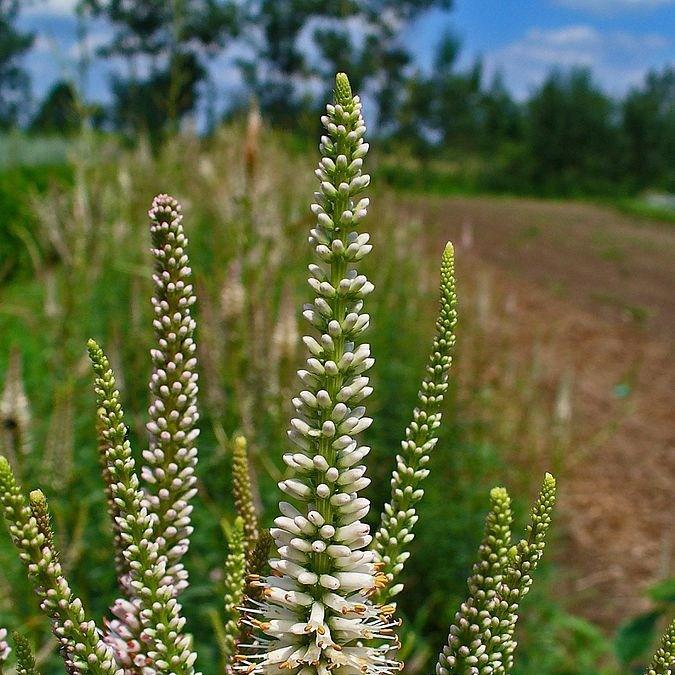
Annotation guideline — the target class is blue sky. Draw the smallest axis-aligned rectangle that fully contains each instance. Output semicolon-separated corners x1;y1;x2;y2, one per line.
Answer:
19;0;675;108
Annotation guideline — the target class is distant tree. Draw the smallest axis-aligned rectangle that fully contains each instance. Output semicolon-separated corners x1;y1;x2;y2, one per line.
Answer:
524;68;621;194
81;0;239;133
479;71;523;150
622;66;675;190
0;0;35;129
393;32;485;153
30;80;80;134
238;0;452;130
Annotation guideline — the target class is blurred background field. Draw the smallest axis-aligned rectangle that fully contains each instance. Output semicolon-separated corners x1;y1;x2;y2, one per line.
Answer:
0;1;674;673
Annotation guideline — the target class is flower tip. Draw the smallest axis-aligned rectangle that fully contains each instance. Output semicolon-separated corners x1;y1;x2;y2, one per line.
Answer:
29;489;46;504
543;472;556;488
489;486;508;500
443;241;454;256
335;72;353;105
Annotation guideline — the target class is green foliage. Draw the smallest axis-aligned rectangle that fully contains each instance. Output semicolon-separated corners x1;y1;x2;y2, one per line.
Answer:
0;0;33;129
616;577;675;670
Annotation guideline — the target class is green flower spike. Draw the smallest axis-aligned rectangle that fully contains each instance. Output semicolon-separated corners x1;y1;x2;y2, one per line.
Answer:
0;456;120;675
436;486;513;675
12;632;40;675
88;338;197;674
646;619;675;675
232;435;259;557
374;242;458;602
222;517;247;665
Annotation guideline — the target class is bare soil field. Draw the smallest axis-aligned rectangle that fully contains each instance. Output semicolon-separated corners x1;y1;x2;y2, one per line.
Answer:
399;194;674;627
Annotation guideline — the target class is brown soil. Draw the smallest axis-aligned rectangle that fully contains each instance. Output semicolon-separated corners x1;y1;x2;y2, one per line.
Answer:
399;194;675;627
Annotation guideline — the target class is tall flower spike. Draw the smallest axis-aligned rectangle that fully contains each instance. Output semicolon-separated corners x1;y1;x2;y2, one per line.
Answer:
88;339;198;675
222;517;247;666
12;632;40;675
233;435;259;557
436;487;513;675
0;456;121;675
373;242;457;602
646;619;675;675
239;73;401;675
142;194;199;594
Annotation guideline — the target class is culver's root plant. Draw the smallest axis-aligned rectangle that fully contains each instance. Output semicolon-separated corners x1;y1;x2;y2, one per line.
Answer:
0;72;671;675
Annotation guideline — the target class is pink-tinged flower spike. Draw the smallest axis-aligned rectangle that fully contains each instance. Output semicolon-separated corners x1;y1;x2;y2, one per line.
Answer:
0;456;122;675
373;242;457;603
88;339;198;675
142;194;199;594
238;73;401;675
0;628;10;670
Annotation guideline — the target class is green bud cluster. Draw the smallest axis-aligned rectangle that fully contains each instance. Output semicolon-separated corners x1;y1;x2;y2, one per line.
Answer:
12;632;40;675
646;619;675;675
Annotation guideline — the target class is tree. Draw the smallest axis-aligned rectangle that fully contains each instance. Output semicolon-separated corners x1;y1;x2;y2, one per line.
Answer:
82;0;239;133
30;80;80;134
524;67;621;195
622;66;675;190
0;0;34;129
238;0;453;130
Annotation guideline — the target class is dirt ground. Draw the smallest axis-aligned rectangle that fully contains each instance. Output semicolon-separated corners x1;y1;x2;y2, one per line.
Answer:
399;194;675;627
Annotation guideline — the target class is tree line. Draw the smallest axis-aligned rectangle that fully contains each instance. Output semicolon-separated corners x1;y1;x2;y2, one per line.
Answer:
1;0;673;195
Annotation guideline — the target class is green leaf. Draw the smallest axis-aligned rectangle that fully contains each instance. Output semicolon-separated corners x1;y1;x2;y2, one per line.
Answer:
615;610;662;664
647;578;675;604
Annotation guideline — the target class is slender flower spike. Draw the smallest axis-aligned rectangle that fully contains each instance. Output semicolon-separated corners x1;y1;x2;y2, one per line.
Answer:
88;338;198;675
222;517;247;664
493;473;556;675
239;73;401;675
646;619;675;675
436;487;513;675
142;194;200;594
374;242;457;602
233;436;259;557
0;456;121;675
12;632;40;675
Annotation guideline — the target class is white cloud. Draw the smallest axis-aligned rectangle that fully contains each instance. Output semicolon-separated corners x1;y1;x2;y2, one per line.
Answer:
555;0;675;13
483;24;672;99
23;0;78;16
